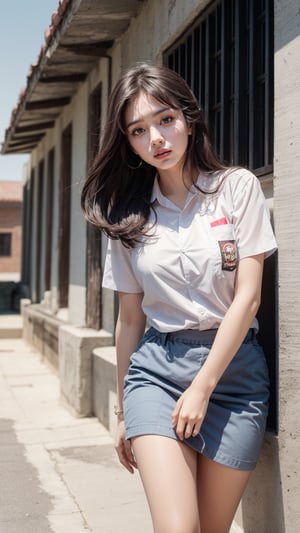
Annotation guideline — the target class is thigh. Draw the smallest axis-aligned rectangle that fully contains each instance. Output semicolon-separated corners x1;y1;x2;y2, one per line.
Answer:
197;454;251;533
132;435;200;533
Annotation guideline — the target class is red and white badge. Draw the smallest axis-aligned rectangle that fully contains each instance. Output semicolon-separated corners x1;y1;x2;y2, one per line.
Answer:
218;240;237;271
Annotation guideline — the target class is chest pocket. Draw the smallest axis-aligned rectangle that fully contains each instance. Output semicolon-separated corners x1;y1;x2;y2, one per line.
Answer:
209;223;238;273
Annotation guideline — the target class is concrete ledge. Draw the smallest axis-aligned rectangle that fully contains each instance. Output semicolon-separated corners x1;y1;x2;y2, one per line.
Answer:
93;346;117;436
22;304;66;371
0;314;23;338
59;325;113;417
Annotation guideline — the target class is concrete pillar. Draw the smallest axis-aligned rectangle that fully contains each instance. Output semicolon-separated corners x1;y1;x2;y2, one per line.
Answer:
93;346;117;436
59;325;113;416
20;298;31;317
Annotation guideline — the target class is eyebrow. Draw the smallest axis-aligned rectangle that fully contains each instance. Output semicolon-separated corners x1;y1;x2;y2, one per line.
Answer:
126;106;173;129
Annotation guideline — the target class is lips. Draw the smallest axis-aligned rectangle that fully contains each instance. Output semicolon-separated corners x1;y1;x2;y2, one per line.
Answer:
154;149;172;159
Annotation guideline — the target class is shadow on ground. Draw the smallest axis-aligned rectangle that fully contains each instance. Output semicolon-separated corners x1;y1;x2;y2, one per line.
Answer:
0;418;54;533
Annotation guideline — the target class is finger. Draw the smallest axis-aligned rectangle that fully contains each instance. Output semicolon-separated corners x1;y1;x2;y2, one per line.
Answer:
124;439;138;469
175;416;187;440
118;452;134;473
192;426;199;437
172;397;183;427
184;423;196;440
115;442;135;474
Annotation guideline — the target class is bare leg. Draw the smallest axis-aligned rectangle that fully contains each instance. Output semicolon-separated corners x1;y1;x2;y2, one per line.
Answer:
197;454;251;533
131;435;200;533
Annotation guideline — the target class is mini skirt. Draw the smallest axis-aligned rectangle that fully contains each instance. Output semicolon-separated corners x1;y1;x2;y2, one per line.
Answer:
123;327;270;471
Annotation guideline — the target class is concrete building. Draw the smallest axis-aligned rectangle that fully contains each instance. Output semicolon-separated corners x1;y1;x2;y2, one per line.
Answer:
1;0;299;531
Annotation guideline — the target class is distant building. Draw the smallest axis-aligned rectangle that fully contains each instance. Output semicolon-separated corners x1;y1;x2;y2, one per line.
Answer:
0;181;22;278
0;180;23;312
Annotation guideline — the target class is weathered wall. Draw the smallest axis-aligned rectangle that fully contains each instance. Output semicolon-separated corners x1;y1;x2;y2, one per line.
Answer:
274;0;300;529
119;0;211;67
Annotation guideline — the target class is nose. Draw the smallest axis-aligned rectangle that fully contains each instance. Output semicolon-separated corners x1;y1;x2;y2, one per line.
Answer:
150;126;164;146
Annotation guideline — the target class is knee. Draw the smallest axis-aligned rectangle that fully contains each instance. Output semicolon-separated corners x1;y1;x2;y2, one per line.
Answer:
154;516;200;533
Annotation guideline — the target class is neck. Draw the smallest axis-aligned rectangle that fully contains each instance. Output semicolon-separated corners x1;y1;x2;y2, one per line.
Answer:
157;167;195;209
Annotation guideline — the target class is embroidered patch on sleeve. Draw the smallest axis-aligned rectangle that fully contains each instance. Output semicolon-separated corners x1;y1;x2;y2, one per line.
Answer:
218;240;238;271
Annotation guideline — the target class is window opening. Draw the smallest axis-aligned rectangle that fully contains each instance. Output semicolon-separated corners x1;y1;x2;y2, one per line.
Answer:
164;0;274;175
0;233;12;256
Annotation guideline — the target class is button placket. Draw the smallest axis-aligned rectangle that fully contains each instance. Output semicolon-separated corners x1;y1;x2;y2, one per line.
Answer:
178;210;193;285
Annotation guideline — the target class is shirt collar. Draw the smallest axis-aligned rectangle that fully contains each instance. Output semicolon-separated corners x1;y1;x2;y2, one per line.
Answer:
150;171;225;209
193;170;227;193
150;175;177;208
151;174;199;205
151;174;198;210
151;172;219;197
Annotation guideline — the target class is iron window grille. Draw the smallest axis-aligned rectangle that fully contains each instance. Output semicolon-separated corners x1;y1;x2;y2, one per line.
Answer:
164;0;274;176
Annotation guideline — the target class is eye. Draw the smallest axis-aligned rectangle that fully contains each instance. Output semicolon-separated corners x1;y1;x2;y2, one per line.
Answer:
131;127;145;136
161;116;174;125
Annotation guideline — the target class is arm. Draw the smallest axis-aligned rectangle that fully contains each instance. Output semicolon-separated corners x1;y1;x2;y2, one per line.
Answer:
115;291;146;412
172;253;265;440
114;291;146;472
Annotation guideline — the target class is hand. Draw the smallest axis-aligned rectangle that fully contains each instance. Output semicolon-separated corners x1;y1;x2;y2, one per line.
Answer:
114;419;138;474
172;384;209;440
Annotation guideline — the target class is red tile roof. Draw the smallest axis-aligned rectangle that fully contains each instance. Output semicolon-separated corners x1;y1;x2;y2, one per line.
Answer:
0;181;23;204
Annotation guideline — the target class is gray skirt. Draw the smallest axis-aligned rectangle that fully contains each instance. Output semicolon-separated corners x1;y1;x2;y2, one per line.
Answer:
123;327;269;471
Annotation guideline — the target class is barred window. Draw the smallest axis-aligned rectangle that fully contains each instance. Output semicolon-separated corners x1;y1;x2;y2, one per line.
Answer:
164;0;274;176
0;233;12;256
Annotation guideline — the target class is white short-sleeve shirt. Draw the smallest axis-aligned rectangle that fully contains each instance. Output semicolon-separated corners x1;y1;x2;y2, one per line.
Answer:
102;168;277;332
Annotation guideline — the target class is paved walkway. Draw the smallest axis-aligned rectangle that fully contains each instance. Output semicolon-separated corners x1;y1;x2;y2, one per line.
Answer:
0;318;152;533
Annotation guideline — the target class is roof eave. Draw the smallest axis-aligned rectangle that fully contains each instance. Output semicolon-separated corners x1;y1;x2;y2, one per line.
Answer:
1;0;143;155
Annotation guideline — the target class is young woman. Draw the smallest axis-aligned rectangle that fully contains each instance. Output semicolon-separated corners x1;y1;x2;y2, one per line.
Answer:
81;63;277;533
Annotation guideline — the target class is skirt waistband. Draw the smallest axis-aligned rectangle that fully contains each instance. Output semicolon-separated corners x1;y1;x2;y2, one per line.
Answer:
149;327;256;345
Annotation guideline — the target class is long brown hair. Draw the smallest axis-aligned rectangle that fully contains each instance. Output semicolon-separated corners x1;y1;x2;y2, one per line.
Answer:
81;63;225;248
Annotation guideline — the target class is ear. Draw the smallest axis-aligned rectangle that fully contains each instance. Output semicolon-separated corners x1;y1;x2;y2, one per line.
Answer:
188;124;192;135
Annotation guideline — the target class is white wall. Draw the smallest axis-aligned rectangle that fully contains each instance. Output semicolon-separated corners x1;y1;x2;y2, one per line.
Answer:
118;0;211;67
274;0;300;528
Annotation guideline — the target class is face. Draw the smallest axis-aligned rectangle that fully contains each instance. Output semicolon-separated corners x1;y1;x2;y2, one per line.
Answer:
125;92;191;176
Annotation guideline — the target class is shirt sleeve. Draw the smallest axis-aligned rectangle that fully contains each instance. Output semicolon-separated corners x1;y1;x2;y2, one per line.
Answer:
228;169;277;259
102;238;143;293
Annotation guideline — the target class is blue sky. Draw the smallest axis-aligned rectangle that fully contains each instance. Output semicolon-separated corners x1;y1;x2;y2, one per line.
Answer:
0;0;60;181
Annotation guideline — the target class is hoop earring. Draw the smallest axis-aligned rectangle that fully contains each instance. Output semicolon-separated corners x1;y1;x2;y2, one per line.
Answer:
126;157;143;170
